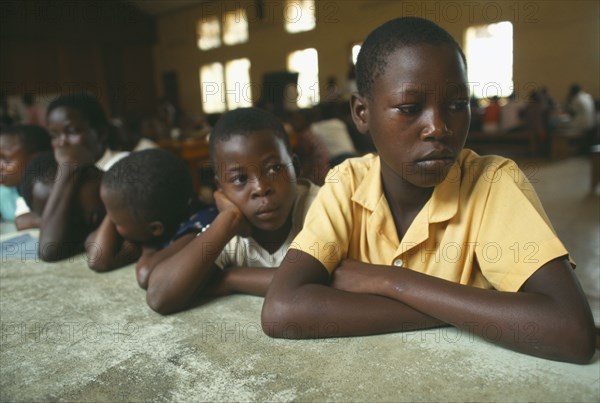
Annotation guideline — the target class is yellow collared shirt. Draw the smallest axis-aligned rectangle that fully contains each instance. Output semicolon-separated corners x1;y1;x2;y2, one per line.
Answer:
290;149;570;292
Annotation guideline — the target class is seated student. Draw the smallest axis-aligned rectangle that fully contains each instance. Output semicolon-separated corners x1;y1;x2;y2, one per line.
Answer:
310;102;359;167
87;149;217;285
18;151;105;258
144;107;320;315
262;17;596;364
39;93;128;261
285;110;330;186
0;124;51;226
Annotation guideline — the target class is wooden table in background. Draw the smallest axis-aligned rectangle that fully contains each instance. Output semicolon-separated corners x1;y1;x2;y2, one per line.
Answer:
158;138;211;192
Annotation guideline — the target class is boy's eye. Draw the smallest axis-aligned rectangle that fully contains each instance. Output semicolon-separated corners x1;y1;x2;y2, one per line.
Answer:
265;164;284;176
448;100;469;111
230;174;248;185
396;105;421;115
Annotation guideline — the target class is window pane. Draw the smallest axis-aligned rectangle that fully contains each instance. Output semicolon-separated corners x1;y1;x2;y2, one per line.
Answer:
285;0;316;33
352;44;361;65
197;16;221;50
288;48;319;108
223;8;248;45
200;63;226;113
465;21;513;98
225;58;252;110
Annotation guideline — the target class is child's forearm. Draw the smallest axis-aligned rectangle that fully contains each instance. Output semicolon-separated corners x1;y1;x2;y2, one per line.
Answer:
217;267;276;297
145;210;245;315
334;258;596;364
14;212;41;230
86;216;141;272
38;166;81;262
263;252;445;338
135;233;196;289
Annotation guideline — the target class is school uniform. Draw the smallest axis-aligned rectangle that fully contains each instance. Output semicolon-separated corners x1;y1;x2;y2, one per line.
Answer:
292;149;570;292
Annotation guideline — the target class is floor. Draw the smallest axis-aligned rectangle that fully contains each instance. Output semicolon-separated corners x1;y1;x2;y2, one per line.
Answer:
0;154;599;401
516;156;600;326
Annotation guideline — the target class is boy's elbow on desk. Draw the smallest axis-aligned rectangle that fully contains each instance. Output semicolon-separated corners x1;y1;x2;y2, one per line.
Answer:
261;297;296;338
560;317;597;364
38;241;76;263
146;283;190;316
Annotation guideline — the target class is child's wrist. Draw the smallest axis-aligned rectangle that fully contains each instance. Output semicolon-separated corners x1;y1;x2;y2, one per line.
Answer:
219;209;246;233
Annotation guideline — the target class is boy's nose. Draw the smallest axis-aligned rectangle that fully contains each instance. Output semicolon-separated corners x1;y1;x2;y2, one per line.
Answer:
250;176;273;198
420;110;450;140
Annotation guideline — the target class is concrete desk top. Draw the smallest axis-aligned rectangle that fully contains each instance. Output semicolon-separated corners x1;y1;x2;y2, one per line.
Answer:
1;230;599;402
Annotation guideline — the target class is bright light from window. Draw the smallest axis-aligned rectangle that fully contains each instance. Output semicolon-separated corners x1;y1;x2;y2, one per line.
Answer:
197;16;221;50
285;0;316;33
200;63;226;113
465;21;513;98
352;44;361;65
223;8;248;45
225;58;252;110
288;48;319;108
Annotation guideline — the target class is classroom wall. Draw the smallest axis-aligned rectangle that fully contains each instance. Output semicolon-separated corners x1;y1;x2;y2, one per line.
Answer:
153;0;600;117
0;0;158;119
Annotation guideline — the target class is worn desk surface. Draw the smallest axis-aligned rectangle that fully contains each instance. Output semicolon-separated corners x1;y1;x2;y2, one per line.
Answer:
1;228;599;402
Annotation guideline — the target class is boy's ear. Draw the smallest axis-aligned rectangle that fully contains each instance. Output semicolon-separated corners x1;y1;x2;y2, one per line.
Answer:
350;93;369;135
149;221;165;238
213;174;222;190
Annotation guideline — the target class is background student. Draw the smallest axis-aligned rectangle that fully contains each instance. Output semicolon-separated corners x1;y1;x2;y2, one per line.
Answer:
39;93;128;261
18;151;105;254
0;124;51;227
87;149;217;288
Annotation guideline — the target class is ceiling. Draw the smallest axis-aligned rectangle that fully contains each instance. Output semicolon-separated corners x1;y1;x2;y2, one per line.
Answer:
127;0;206;16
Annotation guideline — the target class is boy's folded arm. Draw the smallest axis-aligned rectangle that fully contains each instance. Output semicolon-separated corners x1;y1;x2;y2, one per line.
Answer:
86;215;141;272
332;257;596;364
261;250;445;338
135;233;196;289
145;209;245;315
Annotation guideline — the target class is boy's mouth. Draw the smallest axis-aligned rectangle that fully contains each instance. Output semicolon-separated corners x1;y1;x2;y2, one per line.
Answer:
414;150;456;172
416;150;455;162
256;205;280;220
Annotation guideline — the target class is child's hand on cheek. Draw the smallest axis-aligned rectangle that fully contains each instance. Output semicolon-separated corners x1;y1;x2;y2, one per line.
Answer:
213;189;252;238
53;147;96;169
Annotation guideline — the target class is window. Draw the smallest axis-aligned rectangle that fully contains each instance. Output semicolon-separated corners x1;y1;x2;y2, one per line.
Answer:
200;59;253;113
200;63;226;113
197;16;221;50
351;43;362;65
465;21;513;99
288;48;319;108
285;0;316;33
225;58;252;109
197;8;248;50
223;8;248;45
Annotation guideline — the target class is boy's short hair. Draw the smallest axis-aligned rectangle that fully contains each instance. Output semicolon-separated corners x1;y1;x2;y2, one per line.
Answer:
47;93;108;131
18;151;57;209
356;17;467;99
1;124;52;154
102;149;193;231
209;107;291;167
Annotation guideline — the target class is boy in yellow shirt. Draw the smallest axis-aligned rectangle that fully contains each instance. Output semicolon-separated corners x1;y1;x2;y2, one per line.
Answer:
262;17;595;364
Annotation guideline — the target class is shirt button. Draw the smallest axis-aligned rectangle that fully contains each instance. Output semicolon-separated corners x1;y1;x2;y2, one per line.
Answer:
393;259;404;267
